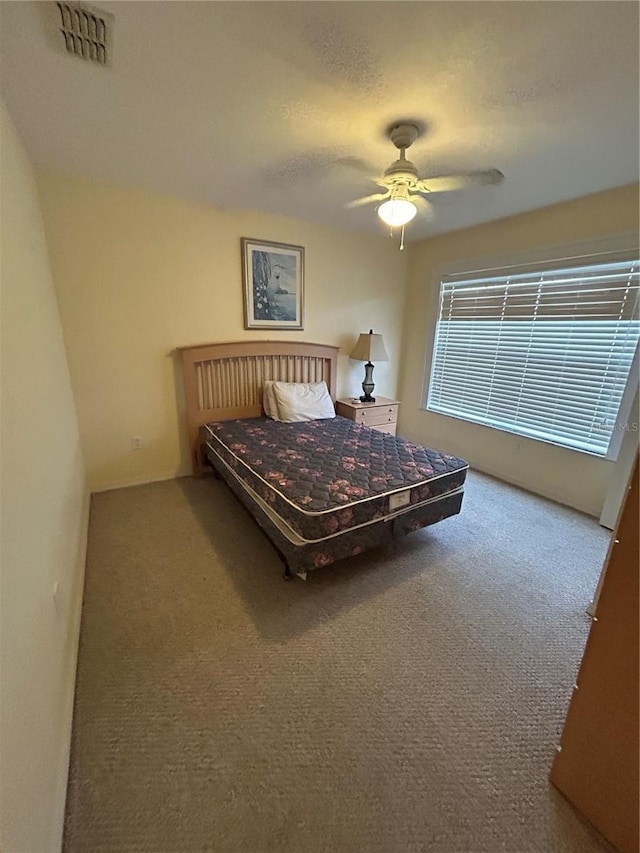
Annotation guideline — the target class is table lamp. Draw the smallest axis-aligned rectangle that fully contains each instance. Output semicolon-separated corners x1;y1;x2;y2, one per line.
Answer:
349;329;389;402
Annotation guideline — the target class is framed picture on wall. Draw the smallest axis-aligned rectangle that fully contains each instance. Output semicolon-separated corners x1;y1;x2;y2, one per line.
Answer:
241;238;304;330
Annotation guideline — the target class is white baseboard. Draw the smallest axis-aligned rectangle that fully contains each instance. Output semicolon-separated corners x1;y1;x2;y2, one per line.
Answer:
468;463;599;518
90;470;182;494
51;489;91;852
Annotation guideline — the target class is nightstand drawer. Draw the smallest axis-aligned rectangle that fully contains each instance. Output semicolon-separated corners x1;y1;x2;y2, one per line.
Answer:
354;405;398;426
335;397;400;431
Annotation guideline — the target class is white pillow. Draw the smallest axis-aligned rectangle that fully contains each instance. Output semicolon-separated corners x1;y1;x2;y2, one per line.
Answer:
262;381;281;421
272;381;336;423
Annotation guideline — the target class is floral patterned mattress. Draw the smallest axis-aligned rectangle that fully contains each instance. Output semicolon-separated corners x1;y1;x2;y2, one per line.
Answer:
201;416;468;543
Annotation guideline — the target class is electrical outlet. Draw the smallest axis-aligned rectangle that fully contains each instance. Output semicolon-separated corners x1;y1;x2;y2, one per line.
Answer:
131;436;143;450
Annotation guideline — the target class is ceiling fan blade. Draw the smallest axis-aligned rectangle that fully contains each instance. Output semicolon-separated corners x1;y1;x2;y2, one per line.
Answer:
335;156;377;176
264;151;377;188
417;168;504;194
346;191;389;209
410;194;434;218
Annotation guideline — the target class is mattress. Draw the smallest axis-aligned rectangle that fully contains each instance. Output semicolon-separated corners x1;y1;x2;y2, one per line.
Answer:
209;445;466;574
201;416;468;542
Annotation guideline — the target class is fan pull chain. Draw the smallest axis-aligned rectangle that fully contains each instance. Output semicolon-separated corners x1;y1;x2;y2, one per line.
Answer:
387;224;405;251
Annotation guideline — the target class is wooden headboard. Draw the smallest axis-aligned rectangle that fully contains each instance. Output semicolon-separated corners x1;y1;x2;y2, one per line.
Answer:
179;340;339;475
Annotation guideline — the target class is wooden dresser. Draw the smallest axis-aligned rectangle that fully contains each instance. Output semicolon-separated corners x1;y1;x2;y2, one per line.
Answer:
550;455;639;853
335;396;399;435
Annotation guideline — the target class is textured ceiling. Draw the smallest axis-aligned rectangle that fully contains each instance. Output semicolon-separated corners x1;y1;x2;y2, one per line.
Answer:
1;1;638;239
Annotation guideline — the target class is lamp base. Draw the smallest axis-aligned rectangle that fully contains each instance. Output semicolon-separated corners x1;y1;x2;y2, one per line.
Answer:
360;361;375;403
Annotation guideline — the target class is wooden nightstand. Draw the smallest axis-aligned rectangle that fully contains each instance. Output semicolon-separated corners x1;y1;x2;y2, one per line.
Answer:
335;396;399;435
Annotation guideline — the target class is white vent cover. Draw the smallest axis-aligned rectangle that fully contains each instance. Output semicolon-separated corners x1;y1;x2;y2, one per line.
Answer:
54;2;113;65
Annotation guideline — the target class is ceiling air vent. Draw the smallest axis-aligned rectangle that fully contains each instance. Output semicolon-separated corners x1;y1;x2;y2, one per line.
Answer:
54;2;113;65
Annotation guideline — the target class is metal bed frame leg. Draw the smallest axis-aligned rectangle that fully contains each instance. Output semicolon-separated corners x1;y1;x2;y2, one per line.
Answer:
282;564;307;581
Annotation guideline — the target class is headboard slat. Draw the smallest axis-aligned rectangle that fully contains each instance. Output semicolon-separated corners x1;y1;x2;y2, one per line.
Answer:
180;340;339;475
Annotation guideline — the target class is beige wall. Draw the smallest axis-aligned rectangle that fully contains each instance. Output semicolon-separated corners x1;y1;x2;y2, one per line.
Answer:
398;184;640;516
0;105;88;852
37;173;408;492
33;169;637;514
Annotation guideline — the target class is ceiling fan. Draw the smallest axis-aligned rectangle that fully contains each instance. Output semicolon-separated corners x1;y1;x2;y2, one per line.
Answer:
348;122;504;247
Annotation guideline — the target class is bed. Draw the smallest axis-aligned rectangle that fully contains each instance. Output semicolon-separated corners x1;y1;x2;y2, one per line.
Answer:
180;341;468;578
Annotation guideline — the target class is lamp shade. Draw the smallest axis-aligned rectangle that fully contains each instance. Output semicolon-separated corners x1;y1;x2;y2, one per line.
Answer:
350;330;389;363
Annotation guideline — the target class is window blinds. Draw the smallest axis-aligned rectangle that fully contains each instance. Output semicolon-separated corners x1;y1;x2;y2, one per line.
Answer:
427;258;640;456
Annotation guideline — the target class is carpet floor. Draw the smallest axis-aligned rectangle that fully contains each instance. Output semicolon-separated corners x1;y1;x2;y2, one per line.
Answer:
64;471;614;853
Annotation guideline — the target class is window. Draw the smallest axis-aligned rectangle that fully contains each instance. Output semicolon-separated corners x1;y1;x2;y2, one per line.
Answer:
426;255;640;456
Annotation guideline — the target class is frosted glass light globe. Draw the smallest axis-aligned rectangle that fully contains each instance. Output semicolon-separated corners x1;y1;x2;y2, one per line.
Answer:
378;197;417;227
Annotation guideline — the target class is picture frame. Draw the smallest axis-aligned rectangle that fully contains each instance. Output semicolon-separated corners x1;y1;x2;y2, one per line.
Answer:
241;237;305;330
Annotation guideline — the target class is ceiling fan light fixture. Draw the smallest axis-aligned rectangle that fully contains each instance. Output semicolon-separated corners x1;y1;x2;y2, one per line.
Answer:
346;120;503;240
377;196;417;227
